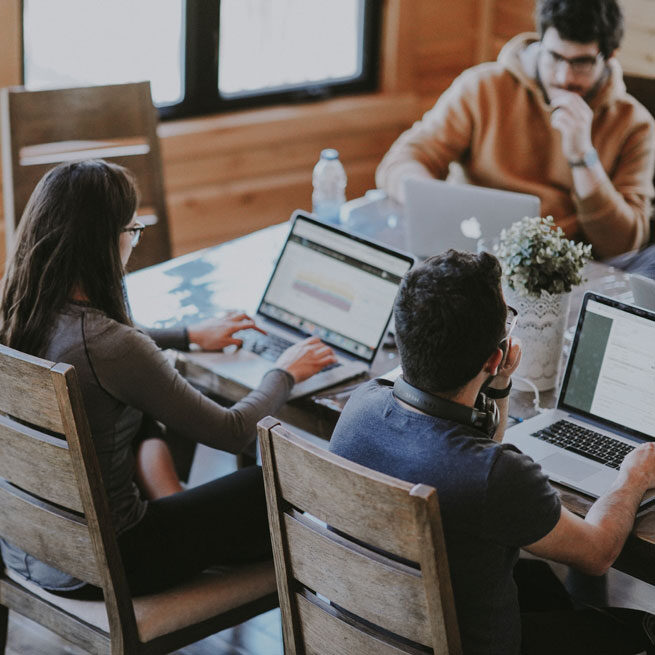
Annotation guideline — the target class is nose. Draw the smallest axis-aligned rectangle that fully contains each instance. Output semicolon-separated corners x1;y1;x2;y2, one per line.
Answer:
553;59;576;87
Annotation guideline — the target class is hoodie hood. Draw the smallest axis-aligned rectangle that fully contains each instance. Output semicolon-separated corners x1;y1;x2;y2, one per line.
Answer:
497;32;627;113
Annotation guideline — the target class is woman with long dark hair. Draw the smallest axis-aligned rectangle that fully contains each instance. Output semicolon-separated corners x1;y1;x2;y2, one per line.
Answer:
0;159;335;597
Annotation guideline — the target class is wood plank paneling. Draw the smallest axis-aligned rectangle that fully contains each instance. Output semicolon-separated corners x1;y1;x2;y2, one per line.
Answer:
493;0;534;41
0;0;652;274
619;0;655;77
0;0;21;88
164;129;399;193
167;158;380;255
0;0;21;273
380;0;416;93
415;0;479;41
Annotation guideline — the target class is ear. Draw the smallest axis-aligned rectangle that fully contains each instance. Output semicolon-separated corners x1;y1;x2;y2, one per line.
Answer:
483;347;504;376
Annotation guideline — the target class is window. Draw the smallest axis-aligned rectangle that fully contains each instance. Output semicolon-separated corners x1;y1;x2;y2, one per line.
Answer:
22;0;382;120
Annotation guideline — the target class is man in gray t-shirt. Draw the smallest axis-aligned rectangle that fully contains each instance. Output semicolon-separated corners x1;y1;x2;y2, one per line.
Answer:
330;250;655;655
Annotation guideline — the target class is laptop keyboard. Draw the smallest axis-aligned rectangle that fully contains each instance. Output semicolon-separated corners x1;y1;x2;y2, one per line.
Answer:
532;420;635;470
239;330;341;372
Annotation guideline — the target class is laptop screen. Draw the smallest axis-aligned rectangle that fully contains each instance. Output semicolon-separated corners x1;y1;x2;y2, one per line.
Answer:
258;214;414;362
559;294;655;440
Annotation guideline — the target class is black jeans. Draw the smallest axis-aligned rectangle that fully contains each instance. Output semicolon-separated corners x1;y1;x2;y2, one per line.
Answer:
517;559;653;655
55;465;271;599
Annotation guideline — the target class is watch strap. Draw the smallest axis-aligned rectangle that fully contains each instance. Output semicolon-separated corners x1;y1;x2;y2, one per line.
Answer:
568;148;598;168
485;379;512;399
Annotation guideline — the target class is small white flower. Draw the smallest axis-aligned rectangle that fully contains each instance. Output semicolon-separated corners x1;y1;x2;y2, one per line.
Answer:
497;216;592;297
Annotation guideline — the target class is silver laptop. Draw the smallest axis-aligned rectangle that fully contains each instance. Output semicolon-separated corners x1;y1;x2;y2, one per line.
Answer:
190;211;415;399
404;178;540;258
629;274;655;311
504;292;655;506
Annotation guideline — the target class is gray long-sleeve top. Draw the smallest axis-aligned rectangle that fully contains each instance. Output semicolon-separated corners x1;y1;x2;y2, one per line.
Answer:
1;301;294;590
46;302;294;534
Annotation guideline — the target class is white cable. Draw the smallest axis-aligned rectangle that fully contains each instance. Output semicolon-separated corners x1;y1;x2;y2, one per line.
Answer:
513;375;545;414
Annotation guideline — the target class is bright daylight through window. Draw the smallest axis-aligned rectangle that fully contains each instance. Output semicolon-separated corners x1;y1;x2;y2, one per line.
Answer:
218;0;362;97
23;0;185;106
22;0;379;119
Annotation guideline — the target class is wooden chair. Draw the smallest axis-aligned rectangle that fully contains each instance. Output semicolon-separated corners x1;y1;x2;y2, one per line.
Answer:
0;344;278;654
0;82;172;270
623;75;655;236
258;417;462;655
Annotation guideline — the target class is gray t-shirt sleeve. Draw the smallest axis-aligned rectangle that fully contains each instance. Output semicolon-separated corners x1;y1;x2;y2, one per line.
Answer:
482;444;561;547
85;318;293;453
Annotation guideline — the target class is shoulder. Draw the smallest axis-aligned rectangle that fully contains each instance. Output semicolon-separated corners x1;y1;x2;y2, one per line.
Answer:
446;62;513;97
79;308;159;361
479;440;562;488
616;94;655;135
346;378;392;405
599;62;655;132
333;380;392;430
330;380;394;451
432;62;524;118
483;443;561;545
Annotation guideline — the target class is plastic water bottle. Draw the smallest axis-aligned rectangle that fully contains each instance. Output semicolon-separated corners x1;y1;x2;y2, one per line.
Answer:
312;148;347;224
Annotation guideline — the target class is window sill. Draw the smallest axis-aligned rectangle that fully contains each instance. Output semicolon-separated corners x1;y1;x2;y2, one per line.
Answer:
158;92;419;157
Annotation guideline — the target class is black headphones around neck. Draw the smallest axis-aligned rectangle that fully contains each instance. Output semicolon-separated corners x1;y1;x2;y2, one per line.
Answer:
392;375;499;437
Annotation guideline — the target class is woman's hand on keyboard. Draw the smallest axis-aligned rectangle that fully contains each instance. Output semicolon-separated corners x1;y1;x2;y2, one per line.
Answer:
187;312;266;351
276;337;337;383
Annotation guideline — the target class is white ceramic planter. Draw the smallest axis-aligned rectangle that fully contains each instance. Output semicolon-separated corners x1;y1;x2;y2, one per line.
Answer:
504;286;571;391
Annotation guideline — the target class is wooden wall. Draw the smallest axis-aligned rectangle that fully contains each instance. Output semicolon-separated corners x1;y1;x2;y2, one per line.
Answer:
0;0;653;270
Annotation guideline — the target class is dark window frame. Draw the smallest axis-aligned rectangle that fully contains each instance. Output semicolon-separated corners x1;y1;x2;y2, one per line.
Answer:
19;0;383;121
161;0;382;120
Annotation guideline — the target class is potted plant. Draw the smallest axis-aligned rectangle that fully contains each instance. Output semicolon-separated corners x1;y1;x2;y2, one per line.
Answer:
496;216;592;391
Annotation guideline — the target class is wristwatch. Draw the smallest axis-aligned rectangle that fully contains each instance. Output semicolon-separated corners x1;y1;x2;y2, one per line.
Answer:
568;148;599;168
485;379;512;399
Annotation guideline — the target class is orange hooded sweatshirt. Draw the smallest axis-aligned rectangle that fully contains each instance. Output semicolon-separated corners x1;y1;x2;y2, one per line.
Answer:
376;34;655;259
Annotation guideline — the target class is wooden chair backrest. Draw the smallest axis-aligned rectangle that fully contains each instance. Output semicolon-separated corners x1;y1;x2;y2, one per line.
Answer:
0;344;138;650
258;417;462;655
624;75;655;229
0;81;171;270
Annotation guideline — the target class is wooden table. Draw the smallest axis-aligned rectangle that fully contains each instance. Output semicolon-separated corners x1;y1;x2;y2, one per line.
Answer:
126;217;655;586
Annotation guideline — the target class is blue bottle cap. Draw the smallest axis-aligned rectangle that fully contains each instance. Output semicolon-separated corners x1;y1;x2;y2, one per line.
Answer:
320;148;339;160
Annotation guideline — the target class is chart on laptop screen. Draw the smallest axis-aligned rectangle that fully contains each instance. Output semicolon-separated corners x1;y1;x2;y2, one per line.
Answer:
563;299;655;436
260;218;411;359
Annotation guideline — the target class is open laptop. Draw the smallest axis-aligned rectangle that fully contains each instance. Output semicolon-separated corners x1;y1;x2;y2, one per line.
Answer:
404;178;540;258
504;292;655;506
189;211;415;399
629;274;655;311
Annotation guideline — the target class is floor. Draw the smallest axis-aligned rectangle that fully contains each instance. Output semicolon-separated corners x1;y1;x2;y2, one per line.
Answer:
6;607;283;655
5;442;655;653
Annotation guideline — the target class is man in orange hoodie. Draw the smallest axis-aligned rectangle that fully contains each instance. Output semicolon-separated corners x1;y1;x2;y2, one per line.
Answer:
377;0;655;270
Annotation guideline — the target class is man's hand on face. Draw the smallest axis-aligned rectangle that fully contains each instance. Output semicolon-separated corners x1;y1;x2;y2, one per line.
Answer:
549;90;594;162
488;338;522;390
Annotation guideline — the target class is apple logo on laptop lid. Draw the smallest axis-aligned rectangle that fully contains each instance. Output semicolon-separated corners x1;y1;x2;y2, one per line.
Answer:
460;216;482;240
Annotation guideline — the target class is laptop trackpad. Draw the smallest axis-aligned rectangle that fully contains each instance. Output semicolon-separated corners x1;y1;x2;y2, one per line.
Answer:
539;453;601;482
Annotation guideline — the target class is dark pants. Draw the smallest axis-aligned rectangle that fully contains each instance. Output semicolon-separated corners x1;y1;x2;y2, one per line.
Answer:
55;465;271;599
517;559;653;655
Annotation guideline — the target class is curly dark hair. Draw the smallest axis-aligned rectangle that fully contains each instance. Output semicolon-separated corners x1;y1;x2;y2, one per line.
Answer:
536;0;624;59
393;250;507;395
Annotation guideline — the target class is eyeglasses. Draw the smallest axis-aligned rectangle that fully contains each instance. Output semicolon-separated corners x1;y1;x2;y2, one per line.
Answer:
542;49;603;75
121;220;146;247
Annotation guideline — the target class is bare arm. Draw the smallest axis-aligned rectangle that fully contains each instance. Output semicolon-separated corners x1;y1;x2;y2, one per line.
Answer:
524;442;655;575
